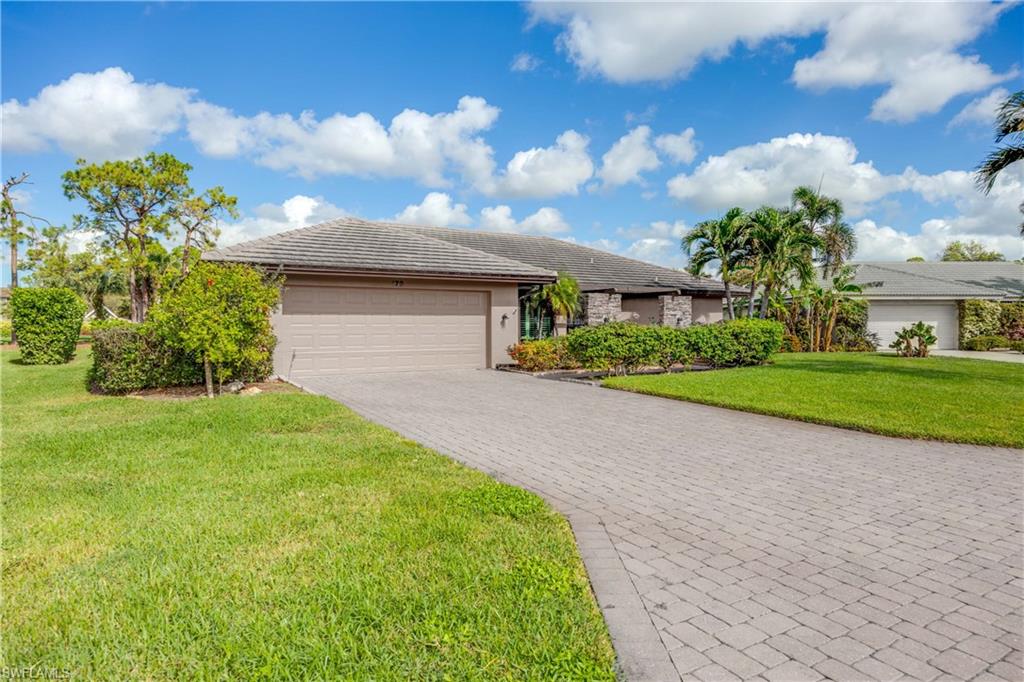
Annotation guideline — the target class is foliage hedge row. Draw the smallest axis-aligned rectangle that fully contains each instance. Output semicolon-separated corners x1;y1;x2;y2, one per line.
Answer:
959;300;1024;348
509;319;784;374
10;288;86;364
961;335;1011;351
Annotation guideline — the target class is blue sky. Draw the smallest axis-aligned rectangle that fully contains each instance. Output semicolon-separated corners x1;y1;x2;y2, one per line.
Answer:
2;1;1022;286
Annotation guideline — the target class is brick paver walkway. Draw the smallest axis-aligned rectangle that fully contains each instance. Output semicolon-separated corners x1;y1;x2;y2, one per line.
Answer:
299;370;1023;681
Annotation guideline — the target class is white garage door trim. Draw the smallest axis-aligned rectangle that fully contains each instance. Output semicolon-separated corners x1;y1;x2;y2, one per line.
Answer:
275;285;489;376
867;300;959;350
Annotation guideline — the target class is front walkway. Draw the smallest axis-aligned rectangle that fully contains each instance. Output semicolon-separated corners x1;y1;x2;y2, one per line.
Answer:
930;350;1024;364
299;370;1023;681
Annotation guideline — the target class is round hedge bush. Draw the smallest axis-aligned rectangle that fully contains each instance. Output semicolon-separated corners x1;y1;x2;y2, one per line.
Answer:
10;287;86;364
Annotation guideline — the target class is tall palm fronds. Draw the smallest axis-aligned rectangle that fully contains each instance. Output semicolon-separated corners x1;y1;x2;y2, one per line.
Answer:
974;90;1024;235
819;221;857;277
792;185;842;234
683;206;749;320
747;207;821;318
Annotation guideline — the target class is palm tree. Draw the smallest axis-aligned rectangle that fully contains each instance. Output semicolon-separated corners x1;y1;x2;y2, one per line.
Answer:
819;220;857;277
539;272;580;336
747;207;821;318
683;207;749;320
792;185;842;235
792;185;855;274
821;269;862;352
975;90;1024;235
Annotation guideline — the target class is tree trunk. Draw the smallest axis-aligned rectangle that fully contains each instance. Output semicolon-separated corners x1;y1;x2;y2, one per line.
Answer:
724;281;735;321
203;354;214;398
824;305;838;352
128;268;142;323
758;284;771;318
181;243;192;278
9;241;17;288
746;280;757;318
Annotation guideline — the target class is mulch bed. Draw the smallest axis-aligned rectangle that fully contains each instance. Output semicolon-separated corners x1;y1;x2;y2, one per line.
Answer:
127;381;299;400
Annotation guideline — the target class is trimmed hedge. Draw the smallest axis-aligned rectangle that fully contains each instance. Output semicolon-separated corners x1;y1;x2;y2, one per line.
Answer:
10;287;86;364
961;335;1011;351
959;299;1024;348
1000;302;1024;341
544;319;783;374
683;318;784;368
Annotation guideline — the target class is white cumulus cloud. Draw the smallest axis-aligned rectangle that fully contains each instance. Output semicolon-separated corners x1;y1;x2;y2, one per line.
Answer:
479;205;570;234
654;128;699;165
666;132;903;214
597;126;660;187
948;88;1011;129
217;195;348;246
531;2;1013;122
394;192;471;227
1;66;192;159
484;130;594;198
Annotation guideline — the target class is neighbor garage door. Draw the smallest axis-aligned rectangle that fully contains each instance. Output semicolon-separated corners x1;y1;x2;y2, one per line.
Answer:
275;285;487;377
867;301;959;350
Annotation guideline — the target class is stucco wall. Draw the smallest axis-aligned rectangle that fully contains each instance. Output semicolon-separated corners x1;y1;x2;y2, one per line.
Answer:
274;273;520;372
691;296;725;325
621;297;661;325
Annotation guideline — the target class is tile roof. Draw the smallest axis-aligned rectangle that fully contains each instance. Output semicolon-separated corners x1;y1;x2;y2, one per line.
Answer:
846;262;1021;299
203;218;557;281
394;223;725;294
205;217;726;294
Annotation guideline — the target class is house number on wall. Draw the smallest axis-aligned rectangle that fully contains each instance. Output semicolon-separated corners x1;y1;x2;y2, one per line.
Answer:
392;280;404;287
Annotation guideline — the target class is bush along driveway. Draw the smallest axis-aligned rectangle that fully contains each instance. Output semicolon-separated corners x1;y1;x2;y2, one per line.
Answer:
2;352;615;680
606;352;1024;448
299;368;1023;682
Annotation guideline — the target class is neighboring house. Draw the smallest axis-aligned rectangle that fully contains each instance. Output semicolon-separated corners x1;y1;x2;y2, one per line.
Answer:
843;262;1024;350
204;218;724;377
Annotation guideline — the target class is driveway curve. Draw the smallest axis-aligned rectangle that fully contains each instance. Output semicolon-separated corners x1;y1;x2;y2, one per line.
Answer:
299;370;1023;682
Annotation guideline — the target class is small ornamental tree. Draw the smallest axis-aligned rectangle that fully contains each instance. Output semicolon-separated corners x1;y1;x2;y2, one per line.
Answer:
10;287;86;364
150;262;280;397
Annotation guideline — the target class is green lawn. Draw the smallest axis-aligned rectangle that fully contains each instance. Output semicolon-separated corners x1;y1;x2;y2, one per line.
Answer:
605;353;1024;448
2;352;615;680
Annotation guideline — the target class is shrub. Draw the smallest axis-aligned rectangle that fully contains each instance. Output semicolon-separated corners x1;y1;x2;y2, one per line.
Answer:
959;299;1003;347
999;302;1024;341
962;335;1011;351
564;319;780;373
684;319;783;368
507;337;577;372
150;262;280;397
832;299;877;351
0;319;11;343
89;323;202;394
890;321;937;357
10;287;86;364
565;322;666;373
781;333;803;353
1010;340;1024;353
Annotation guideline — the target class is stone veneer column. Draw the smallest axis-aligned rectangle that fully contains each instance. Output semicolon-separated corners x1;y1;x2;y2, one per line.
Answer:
658;295;692;327
579;293;622;325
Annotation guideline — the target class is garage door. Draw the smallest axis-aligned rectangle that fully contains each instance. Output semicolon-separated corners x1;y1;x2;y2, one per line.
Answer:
275;286;487;377
867;301;959;350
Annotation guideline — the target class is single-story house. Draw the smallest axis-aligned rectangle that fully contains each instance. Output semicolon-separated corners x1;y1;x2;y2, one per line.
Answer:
844;261;1024;350
204;218;724;377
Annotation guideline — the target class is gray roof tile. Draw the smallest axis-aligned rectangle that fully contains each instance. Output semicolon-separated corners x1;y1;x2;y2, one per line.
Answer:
205;217;725;294
395;223;725;294
203;218;557;281
846;262;1021;298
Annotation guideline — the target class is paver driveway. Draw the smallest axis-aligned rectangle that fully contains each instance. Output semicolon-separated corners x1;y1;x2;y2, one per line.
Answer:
299;370;1023;682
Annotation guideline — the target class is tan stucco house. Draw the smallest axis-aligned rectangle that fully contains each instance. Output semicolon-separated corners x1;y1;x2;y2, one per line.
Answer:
204;218;724;378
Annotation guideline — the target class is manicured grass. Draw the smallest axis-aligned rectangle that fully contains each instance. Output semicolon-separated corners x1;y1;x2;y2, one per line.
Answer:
605;352;1024;448
2;352;615;679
